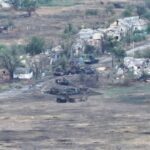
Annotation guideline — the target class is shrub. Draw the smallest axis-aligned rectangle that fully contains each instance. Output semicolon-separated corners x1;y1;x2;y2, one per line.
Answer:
85;9;98;16
123;9;132;17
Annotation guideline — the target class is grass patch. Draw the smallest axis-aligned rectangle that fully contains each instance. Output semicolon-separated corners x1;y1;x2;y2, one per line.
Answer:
0;83;11;92
0;82;24;93
106;83;150;97
85;9;98;16
106;83;150;104
38;0;82;7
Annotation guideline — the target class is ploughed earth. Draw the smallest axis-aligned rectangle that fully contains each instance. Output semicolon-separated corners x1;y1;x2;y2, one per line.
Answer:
0;78;150;150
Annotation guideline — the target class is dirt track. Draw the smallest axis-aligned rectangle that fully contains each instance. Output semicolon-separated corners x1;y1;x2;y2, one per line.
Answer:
0;82;150;150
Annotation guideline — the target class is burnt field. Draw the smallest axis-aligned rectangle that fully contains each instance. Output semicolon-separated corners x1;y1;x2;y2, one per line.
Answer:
0;82;150;149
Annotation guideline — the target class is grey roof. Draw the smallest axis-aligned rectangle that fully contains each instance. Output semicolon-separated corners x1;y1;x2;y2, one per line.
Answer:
14;67;32;74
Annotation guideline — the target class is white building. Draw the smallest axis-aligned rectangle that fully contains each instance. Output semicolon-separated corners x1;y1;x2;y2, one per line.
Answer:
13;68;33;80
0;0;11;8
107;16;148;40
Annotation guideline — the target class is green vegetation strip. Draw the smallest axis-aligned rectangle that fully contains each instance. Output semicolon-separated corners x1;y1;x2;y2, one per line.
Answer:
38;0;82;6
106;83;150;104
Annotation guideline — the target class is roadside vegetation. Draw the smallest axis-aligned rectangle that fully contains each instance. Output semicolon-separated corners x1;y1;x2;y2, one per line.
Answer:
38;0;80;6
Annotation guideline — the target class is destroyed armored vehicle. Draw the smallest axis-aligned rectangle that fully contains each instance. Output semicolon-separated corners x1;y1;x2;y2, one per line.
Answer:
81;67;96;74
84;55;99;64
56;95;75;103
53;68;66;76
47;87;81;95
46;87;60;95
55;78;70;85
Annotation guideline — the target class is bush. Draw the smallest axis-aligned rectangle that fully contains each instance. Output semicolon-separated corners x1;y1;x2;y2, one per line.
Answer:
113;2;125;9
123;9;132;17
85;9;98;16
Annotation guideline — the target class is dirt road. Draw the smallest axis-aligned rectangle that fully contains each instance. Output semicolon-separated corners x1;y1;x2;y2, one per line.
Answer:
127;43;150;56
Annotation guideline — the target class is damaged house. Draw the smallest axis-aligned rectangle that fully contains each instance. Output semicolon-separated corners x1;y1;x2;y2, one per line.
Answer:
73;16;148;56
13;67;33;80
50;45;64;64
115;57;150;80
106;16;148;40
73;28;104;56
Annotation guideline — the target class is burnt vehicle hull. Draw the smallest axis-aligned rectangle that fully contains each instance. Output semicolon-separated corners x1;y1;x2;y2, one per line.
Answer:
84;59;99;64
47;87;81;95
55;78;70;85
53;68;66;76
56;96;76;103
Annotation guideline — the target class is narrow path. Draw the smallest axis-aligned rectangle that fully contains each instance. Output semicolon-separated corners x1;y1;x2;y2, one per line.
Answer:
127;43;150;56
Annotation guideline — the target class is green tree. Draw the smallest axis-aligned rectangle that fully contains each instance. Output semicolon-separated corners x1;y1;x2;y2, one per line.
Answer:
112;42;126;63
143;11;150;20
61;38;74;59
63;23;77;39
61;24;77;59
22;0;37;17
84;44;95;54
25;36;45;56
8;0;21;9
104;37;126;83
104;37;126;67
122;5;133;17
136;5;146;17
0;45;21;79
8;0;37;16
105;4;115;16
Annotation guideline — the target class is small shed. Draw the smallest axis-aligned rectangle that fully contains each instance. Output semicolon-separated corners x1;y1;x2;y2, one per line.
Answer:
13;67;33;80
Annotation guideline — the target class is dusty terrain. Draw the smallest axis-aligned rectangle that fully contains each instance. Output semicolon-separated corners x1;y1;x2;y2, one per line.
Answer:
0;80;150;150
